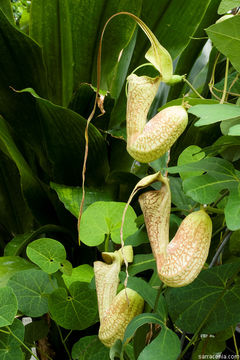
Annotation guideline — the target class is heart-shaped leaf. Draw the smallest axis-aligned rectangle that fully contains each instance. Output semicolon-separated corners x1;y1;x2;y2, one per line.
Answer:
48;282;98;330
80;201;137;246
8;269;57;317
0;287;18;327
27;238;66;274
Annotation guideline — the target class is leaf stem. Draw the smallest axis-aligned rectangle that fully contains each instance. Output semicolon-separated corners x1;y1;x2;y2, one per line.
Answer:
183;77;204;99
212;190;229;207
205;206;224;214
63;330;73;344
6;326;40;360
56;324;71;360
232;326;239;356
105;233;110;252
153;283;164;313
220;58;229;104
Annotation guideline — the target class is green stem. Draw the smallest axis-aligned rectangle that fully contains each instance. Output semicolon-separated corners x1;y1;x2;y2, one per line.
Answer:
105;233;110;252
212;225;226;238
212;190;229;207
63;330;73;343
220;58;229;104
153;283;164;313
56;324;71;360
205;206;224;214
232;326;239;356
183;77;204;99
6;326;40;360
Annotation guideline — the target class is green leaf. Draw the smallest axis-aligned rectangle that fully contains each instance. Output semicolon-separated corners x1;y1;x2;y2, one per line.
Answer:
168;156;236;176
192;336;225;360
123;313;163;344
79;202;137;246
0;116;56;225
132;0;216;68
0;319;25;360
188;104;240;127
128;254;156;276
26;238;66;274
168;157;239;204
0;152;33;236
229;231;240;256
0;287;17;327
4;224;70;257
228;124;240;136
124;344;135;360
24;319;49;346
169;177;195;211
218;0;240;14
166;261;240;333
225;187;240;231
48;282;98;330
138;326;181;360
167;0;220;101
183;173;236;204
18;90;110;186
125;226;149;247
160;98;219;112
51;183;116;218
62;265;94;289
30;0;73;106
71;335;109;360
0;0;14;23
220;117;240;136
119;274;166;320
206;16;240;73
60;260;72;276
177;145;205;180
8;269;57;317
110;340;123;360
0;256;35;288
68;0;142;92
0;9;48;103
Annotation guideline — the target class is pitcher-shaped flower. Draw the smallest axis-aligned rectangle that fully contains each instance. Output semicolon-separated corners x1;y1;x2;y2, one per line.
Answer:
94;246;144;347
139;176;212;287
126;74;188;163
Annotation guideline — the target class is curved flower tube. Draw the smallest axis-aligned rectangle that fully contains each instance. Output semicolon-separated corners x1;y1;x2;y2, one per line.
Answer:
126;74;188;163
94;246;144;347
139;176;212;287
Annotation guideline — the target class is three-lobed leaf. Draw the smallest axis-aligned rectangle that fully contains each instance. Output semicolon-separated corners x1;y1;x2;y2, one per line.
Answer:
166;261;240;334
206;16;240;74
168;157;240;230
